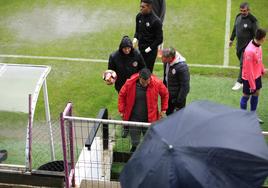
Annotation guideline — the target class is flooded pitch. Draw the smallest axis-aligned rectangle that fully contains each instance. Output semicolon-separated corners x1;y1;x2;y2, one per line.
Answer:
6;6;131;42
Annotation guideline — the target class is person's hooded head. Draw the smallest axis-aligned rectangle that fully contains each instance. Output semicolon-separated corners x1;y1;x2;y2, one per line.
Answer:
119;36;134;55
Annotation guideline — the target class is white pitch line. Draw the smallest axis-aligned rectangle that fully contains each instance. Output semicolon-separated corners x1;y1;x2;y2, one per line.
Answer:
0;64;7;76
187;63;238;69
0;54;239;69
223;0;232;67
0;54;107;63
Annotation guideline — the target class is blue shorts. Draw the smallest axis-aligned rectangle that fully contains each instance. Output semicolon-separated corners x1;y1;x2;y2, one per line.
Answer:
242;76;262;95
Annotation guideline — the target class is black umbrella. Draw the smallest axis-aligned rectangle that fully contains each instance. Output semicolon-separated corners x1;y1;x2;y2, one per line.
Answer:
120;100;268;188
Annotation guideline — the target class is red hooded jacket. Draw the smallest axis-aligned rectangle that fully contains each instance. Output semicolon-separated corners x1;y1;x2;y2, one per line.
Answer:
118;73;169;123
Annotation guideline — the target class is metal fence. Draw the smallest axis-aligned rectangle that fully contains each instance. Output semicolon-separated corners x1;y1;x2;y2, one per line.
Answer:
31;120;63;169
0;118;65;187
60;103;150;188
0;118;62;170
60;103;268;188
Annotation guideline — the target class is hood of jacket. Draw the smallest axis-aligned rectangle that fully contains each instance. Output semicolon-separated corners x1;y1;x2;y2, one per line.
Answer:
170;52;186;66
119;36;134;54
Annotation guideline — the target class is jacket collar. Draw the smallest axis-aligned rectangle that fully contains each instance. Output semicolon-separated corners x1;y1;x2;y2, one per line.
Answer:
129;73;154;88
169;52;186;66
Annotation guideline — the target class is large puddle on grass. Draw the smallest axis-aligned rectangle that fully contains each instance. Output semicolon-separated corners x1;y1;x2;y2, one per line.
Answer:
6;6;131;42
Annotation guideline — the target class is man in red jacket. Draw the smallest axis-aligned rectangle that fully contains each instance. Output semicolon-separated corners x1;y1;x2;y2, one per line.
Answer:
118;68;168;152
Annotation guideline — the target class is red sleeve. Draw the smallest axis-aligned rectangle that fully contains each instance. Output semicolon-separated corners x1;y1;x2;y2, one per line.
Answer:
158;80;169;111
118;83;127;114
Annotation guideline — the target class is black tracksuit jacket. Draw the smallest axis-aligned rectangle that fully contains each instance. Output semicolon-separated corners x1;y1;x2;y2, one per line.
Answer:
230;13;258;52
134;12;163;51
163;61;190;105
108;38;145;92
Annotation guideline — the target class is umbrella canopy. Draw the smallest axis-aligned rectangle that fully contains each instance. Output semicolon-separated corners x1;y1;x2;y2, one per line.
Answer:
120;100;268;188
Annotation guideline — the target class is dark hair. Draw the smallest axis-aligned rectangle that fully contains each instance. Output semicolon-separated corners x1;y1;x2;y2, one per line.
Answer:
240;2;249;9
141;0;153;5
255;28;267;41
162;47;176;58
139;68;151;80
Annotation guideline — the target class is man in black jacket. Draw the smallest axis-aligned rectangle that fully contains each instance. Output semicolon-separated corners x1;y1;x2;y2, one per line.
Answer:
140;0;165;23
229;2;258;91
133;0;163;72
151;0;166;23
162;47;190;115
151;0;166;58
108;36;146;93
108;35;145;138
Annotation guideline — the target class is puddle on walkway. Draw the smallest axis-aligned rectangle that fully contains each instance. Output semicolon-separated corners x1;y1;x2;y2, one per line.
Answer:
6;6;131;42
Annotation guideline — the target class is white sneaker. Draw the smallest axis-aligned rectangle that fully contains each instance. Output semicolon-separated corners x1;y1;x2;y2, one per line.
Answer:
232;82;243;91
257;118;264;124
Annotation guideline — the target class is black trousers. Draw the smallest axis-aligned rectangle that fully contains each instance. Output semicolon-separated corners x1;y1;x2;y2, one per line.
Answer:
236;48;245;83
140;48;158;73
166;98;186;115
129;127;148;147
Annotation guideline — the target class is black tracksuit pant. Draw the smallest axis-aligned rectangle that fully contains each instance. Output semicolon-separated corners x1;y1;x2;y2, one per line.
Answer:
140;48;158;73
236;48;245;84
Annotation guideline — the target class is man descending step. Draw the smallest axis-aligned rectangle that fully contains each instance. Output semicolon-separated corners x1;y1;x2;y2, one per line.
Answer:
118;68;168;152
161;47;190;115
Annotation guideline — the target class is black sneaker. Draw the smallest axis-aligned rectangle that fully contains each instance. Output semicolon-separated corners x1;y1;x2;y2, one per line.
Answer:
0;150;7;163
121;126;129;138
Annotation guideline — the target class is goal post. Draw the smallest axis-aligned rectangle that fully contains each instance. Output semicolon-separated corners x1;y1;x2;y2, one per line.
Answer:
0;63;54;171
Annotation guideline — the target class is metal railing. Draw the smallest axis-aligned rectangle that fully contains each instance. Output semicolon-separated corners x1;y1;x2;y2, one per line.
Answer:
60;103;149;188
60;102;268;188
